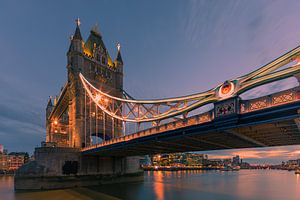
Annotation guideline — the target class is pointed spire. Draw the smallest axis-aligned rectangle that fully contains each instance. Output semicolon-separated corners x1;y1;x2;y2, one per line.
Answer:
47;96;53;107
115;42;123;65
73;18;82;40
91;23;102;37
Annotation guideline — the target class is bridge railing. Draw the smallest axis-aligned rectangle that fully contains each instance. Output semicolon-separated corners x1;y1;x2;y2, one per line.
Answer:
240;87;300;114
81;111;214;151
81;87;300;152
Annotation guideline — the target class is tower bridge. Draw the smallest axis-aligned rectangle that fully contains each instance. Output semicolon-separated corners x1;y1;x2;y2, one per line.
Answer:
14;19;300;190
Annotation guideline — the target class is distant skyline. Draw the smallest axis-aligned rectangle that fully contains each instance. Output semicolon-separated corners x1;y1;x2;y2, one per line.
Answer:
1;0;300;164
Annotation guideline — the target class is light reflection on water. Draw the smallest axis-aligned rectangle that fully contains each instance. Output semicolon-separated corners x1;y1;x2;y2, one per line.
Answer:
1;170;300;200
153;171;164;200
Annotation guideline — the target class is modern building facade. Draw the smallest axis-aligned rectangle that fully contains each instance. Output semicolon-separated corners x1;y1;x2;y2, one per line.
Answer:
0;151;28;172
0;154;8;171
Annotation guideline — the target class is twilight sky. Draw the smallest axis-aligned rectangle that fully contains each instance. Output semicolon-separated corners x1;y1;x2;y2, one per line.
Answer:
1;0;300;164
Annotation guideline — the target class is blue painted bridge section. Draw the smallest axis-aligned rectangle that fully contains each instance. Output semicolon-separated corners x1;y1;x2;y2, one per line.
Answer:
82;87;300;156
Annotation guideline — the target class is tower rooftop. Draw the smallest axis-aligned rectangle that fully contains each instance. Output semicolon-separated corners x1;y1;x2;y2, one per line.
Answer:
73;18;83;40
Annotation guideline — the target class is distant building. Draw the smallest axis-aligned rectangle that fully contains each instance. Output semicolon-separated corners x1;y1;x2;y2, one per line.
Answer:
223;158;232;166
286;160;298;165
285;159;299;169
151;153;208;166
0;144;3;154
240;160;251;169
232;155;240;166
186;153;208;166
0;152;29;172
207;159;223;166
140;155;151;166
0;154;8;171
7;155;24;171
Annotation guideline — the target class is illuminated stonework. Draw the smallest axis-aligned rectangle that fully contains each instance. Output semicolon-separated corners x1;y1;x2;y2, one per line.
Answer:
272;91;294;105
240;88;300;114
218;81;235;99
249;98;268;111
46;20;124;148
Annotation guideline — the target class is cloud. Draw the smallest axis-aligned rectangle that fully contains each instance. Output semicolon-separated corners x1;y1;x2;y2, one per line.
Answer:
181;1;267;49
0;74;44;153
0;114;44;154
240;77;299;100
205;145;300;164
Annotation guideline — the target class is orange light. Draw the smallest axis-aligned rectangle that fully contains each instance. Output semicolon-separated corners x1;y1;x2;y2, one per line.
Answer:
54;120;58;125
95;94;102;102
83;48;92;57
296;57;300;64
221;84;232;95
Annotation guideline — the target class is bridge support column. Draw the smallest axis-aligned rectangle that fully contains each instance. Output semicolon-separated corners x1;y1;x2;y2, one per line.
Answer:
14;147;143;190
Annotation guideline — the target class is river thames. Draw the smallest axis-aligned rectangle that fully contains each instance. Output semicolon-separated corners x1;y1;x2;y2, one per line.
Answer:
1;170;300;200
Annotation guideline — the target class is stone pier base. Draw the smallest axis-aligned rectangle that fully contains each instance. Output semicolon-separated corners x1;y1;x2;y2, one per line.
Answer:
15;147;144;190
14;172;144;190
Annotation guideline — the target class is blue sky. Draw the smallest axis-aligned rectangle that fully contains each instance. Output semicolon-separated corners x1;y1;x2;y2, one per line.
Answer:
1;0;300;163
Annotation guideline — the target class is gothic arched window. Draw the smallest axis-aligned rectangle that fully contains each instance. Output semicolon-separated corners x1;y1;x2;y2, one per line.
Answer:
96;54;100;61
102;56;106;65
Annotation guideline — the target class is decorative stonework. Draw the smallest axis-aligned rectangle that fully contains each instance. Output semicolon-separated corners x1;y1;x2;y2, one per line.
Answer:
249;98;268;111
199;114;211;123
215;98;237;118
218;81;235;99
272;91;294;105
240;88;300;114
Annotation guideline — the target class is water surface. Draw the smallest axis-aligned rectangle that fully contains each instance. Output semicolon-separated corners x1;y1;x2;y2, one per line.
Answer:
1;170;299;200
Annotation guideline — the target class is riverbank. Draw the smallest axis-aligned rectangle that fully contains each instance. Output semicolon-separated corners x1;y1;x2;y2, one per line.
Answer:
143;166;221;171
142;165;300;172
0;171;16;175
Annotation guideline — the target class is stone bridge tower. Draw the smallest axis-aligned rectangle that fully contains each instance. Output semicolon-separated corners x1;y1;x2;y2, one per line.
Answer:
46;19;124;148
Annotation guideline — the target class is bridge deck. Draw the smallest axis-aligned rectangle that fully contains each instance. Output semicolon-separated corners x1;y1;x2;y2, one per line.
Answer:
82;88;300;156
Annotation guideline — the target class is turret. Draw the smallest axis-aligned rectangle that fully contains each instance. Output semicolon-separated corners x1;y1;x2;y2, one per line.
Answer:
114;43;123;71
114;43;124;90
67;18;84;77
46;96;53;119
68;18;83;53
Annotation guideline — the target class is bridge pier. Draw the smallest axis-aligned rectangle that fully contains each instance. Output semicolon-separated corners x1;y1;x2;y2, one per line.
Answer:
14;147;143;190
